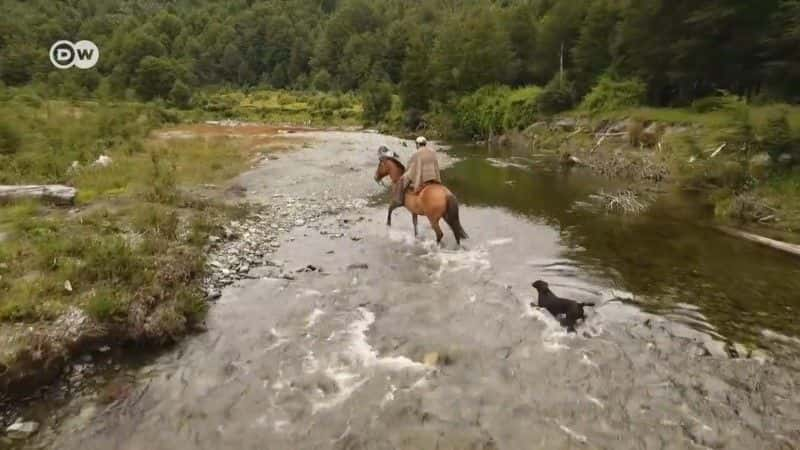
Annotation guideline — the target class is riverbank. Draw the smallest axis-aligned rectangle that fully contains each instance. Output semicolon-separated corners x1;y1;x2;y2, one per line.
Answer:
451;102;800;245
0;93;365;405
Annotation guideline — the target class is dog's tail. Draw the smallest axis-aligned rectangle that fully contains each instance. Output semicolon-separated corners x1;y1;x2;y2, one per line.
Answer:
444;194;469;244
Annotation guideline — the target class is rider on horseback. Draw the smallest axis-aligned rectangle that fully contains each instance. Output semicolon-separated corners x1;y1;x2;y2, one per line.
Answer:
394;136;441;205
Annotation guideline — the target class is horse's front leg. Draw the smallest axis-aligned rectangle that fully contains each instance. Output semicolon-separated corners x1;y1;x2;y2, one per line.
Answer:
387;204;397;226
412;213;418;236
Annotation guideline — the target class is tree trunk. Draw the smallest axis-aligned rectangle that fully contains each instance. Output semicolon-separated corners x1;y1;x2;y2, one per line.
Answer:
717;226;800;258
0;185;77;205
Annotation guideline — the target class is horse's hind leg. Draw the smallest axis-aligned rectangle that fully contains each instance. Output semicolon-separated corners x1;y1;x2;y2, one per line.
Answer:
428;217;444;245
412;214;418;236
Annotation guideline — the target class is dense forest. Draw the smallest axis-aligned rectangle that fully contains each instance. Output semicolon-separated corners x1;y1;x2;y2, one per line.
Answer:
1;0;800;120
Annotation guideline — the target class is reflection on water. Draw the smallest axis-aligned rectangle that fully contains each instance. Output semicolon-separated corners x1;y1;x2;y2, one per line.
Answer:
443;143;800;348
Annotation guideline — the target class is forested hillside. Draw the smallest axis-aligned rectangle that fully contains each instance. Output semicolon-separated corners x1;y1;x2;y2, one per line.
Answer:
2;0;799;116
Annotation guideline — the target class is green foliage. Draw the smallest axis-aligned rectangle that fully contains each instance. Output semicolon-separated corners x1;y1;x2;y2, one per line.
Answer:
400;35;431;112
454;85;544;138
135;56;180;100
503;87;544;131
145;150;178;204
580;75;646;113
361;80;393;124
0;0;796;124
455;86;511;139
432;11;516;96
537;76;577;115
0;121;22;155
84;290;129;322
169;80;192;109
761;108;797;161
311;70;332;91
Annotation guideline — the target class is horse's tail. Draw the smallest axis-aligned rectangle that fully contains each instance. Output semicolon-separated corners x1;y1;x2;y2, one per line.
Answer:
444;194;468;243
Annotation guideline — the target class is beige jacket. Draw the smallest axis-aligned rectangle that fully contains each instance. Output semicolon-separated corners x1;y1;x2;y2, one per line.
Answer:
403;147;441;191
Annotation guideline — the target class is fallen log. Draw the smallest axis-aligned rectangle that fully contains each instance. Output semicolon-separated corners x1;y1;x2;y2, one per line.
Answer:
0;185;77;205
716;226;800;258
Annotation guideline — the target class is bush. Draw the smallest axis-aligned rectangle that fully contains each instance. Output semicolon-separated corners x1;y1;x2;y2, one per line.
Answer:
0;121;22;155
361;80;393;124
404;108;425;130
690;90;748;114
312;70;332;91
761;108;796;161
581;75;646;113
503;86;543;130
537;76;576;115
84;289;129;322
169;80;192;109
455;85;510;138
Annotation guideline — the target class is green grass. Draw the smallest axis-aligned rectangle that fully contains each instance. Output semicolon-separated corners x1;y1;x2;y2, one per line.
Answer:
0;95;258;343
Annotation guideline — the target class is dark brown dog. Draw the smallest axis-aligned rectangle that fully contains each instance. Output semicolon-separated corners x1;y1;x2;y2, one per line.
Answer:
531;280;594;332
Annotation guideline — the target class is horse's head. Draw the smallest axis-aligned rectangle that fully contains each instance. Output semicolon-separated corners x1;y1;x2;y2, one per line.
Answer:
374;158;390;183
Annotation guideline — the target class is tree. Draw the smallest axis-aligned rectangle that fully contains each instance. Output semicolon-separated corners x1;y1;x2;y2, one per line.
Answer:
134;56;177;100
362;79;393;124
532;1;586;85
311;70;332;91
169;79;192;109
572;0;618;96
400;34;431;112
431;11;516;96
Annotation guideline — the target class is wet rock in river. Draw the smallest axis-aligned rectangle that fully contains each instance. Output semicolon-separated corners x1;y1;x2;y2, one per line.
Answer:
5;420;40;439
423;352;439;367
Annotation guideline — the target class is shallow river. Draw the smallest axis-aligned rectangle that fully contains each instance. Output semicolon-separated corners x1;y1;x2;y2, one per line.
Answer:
19;132;800;449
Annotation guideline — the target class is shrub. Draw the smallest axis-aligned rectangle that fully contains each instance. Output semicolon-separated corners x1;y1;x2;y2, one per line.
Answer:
761;108;795;161
145;150;178;204
404;108;425;130
503;86;543;130
361;80;393;124
455;85;510;138
84;289;129;322
169;80;192;109
537;76;576;115
312;70;332;91
581;75;646;113
0;121;22;155
690;91;748;114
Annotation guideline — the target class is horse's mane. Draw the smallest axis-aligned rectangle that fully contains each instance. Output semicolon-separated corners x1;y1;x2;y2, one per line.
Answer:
382;156;405;172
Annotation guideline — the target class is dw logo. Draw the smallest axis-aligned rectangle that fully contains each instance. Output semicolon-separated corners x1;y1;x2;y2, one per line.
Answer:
49;40;100;69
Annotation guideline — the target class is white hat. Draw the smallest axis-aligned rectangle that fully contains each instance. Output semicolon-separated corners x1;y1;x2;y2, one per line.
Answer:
415;136;427;145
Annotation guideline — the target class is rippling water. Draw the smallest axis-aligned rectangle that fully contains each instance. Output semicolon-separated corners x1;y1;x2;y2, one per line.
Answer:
15;133;800;449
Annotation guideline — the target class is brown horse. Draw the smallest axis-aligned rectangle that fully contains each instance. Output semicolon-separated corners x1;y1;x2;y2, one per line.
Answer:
374;157;468;245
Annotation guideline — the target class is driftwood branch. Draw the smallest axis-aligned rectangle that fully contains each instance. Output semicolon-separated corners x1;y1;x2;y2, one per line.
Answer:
593;132;627;138
708;143;727;158
0;185;77;205
717;226;800;258
590;135;606;153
